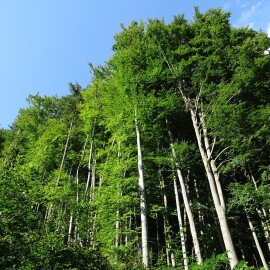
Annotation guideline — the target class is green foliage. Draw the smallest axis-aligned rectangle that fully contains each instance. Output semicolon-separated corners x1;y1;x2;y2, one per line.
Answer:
1;7;270;270
190;253;229;270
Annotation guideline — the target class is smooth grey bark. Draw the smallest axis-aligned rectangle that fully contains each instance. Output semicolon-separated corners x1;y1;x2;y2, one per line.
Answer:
160;172;176;268
173;175;188;270
89;159;96;203
46;117;74;222
193;178;205;237
61;120;74;169
56;117;74;186
245;210;269;270
167;119;202;265
162;53;238;267
85;118;96;195
68;214;73;243
256;208;270;253
135;111;149;268
189;107;238;269
76;133;89;201
115;209;120;247
200;110;226;209
72;133;89;244
115;142;122;248
246;169;270;252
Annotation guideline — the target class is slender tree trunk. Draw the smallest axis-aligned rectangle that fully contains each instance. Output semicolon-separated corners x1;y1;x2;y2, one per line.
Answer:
90;213;97;249
160;173;176;268
194;178;205;243
98;137;116;187
189;107;238;269
246;168;270;252
68;213;73;243
125;207;132;246
115;142;122;248
256;208;270;253
85;119;96;195
162;58;238;266
245;210;269;270
85;140;94;195
54;202;65;233
173;174;188;270
200;111;226;209
89;158;96;203
238;239;246;261
46;117;74;224
115;209;120;247
167;119;202;264
76;134;89;202
155;213;161;258
56;117;74;186
71;134;89;243
135;110;149;268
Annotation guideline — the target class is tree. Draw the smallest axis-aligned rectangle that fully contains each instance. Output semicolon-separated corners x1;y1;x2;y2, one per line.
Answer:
1;7;270;270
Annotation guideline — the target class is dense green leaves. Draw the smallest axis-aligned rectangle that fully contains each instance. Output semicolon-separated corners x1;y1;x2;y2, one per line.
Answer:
0;7;269;269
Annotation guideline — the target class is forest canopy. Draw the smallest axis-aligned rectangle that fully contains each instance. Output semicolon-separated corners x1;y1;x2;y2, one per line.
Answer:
0;8;270;270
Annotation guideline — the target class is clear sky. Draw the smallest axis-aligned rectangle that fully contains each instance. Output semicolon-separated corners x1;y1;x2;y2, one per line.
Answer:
0;0;269;129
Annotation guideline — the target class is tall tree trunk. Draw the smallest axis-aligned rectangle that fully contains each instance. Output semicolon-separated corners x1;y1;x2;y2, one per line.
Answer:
167;119;202;264
125;207;133;247
173;174;188;270
200;110;226;209
256;209;270;253
163;54;238;266
85;118;96;195
160;173;176;268
115;142;122;248
245;168;270;252
76;133;89;202
245;210;269;270
46;117;74;222
135;110;149;268
115;209;120;247
89;158;96;203
193;178;205;252
189;106;238;269
72;134;89;243
68;213;73;243
56;117;74;186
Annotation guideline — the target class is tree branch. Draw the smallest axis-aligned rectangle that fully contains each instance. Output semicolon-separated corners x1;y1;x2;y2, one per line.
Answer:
214;146;230;162
216;158;232;171
209;137;216;158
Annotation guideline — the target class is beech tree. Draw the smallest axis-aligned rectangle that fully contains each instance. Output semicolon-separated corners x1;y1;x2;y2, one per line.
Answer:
0;7;269;270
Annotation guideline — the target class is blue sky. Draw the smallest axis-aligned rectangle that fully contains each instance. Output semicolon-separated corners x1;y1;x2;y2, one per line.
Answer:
0;0;269;128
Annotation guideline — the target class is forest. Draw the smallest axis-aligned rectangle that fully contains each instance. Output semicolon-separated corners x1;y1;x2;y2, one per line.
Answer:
0;7;270;270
